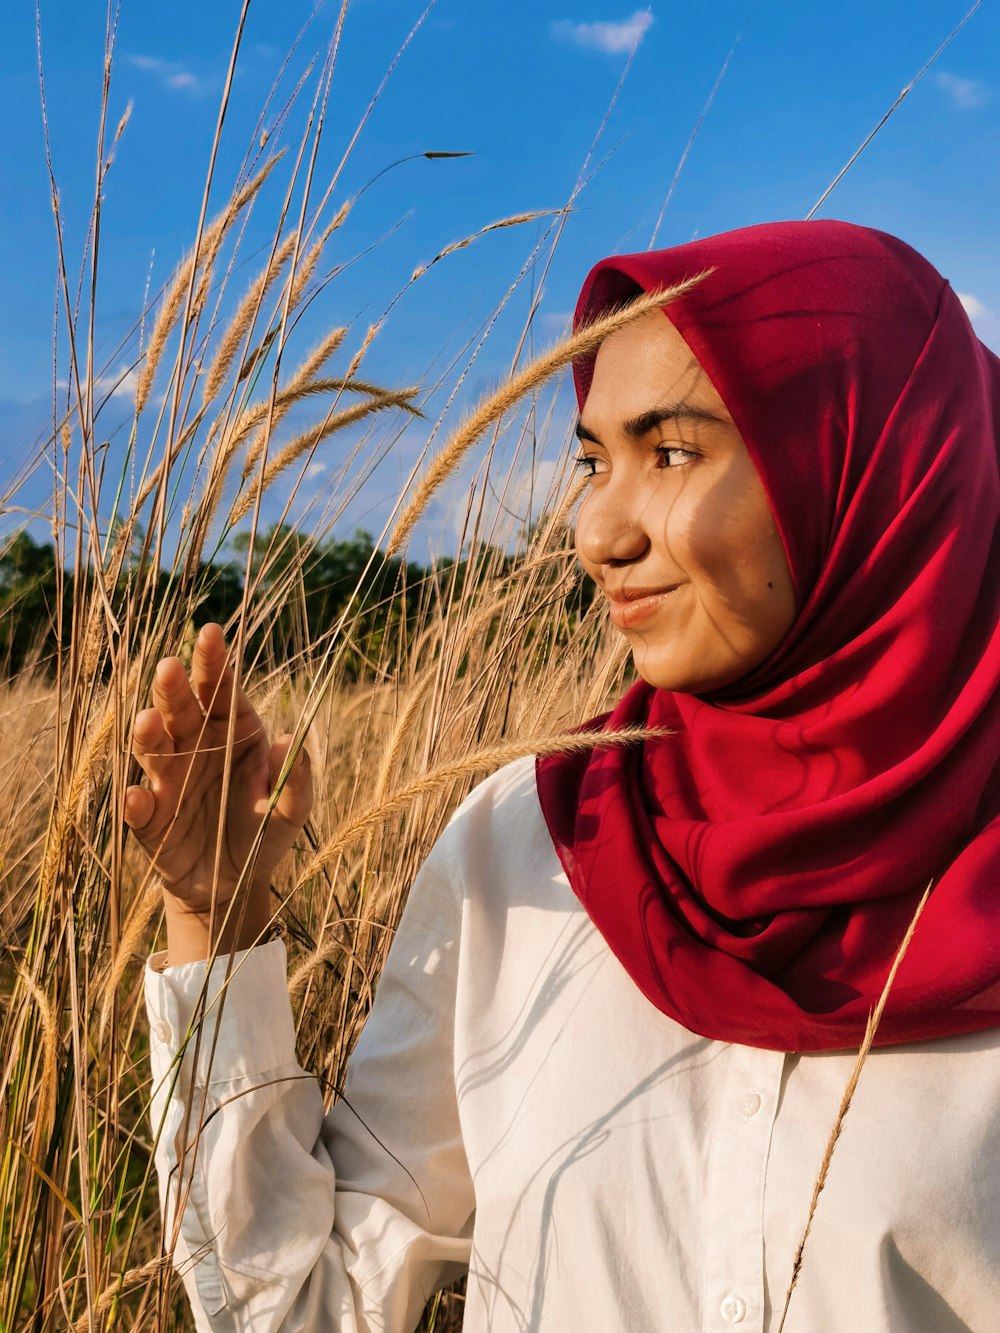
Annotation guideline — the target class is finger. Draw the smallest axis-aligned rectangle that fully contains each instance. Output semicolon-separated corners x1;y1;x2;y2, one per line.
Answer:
131;707;177;783
269;734;313;828
123;784;156;831
190;624;259;735
152;656;207;747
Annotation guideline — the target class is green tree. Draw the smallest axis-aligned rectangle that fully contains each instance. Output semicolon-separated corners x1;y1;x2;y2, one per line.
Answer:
0;532;62;673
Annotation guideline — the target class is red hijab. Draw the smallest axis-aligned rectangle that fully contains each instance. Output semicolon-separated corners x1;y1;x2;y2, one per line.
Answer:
537;220;1000;1051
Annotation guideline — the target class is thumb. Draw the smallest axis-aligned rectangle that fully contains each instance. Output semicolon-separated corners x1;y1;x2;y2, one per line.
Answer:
269;733;313;828
124;784;156;832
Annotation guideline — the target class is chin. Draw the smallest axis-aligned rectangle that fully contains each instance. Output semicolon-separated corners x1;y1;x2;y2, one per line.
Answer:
630;653;699;694
628;642;738;695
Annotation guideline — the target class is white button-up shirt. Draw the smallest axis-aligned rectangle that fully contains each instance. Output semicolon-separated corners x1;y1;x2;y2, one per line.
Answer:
145;758;1000;1331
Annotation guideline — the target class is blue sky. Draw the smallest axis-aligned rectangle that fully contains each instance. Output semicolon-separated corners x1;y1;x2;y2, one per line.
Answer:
2;0;998;554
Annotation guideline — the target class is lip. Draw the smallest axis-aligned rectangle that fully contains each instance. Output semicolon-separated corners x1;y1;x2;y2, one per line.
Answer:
605;585;681;629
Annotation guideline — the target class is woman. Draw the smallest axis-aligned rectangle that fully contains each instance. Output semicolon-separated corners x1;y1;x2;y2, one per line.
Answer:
130;219;1000;1331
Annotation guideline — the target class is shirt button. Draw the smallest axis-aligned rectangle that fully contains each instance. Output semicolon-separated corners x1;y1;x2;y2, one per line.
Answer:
737;1091;762;1119
153;1019;174;1044
720;1292;748;1324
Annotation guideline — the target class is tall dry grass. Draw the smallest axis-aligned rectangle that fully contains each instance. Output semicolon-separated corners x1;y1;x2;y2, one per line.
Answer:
0;11;664;1329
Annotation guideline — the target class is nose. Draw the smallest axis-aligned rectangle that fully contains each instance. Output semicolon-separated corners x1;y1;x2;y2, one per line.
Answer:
574;482;650;569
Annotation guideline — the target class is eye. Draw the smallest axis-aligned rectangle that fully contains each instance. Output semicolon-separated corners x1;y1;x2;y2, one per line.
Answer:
574;454;608;478
655;445;697;468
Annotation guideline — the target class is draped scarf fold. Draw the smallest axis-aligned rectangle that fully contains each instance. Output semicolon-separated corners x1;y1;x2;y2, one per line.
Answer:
536;220;1000;1051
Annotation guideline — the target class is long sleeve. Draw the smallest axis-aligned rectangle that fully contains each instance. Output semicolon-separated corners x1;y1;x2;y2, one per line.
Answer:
145;834;474;1332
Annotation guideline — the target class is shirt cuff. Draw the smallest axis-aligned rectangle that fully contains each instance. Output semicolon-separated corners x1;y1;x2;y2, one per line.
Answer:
145;938;299;1089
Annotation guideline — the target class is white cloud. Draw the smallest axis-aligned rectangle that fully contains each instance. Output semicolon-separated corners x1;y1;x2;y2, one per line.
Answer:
957;292;1000;352
957;292;989;319
102;366;139;401
552;9;653;55
305;461;328;480
124;53;210;96
57;366;139;403
934;71;990;110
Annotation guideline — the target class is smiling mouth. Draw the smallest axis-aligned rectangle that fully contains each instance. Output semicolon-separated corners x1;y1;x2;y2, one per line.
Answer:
605;586;681;630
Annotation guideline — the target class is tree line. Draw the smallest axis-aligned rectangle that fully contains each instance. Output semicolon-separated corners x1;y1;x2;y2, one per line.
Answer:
0;525;592;681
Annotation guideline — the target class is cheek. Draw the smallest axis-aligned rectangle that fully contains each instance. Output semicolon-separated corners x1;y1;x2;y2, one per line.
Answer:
673;472;789;615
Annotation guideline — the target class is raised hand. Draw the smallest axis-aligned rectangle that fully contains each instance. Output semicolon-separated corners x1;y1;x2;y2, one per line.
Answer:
124;623;312;958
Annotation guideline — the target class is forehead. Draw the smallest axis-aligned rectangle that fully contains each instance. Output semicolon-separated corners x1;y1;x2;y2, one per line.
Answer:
584;310;731;422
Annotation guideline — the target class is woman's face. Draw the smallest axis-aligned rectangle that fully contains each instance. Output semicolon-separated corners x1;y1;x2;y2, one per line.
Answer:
574;310;796;693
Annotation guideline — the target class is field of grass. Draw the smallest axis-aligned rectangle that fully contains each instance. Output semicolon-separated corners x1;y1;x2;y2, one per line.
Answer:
0;586;632;1330
0;12;653;1328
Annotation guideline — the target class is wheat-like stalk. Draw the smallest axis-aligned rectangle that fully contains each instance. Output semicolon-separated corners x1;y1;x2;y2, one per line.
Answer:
775;881;934;1333
71;1257;174;1331
288;724;669;996
238;326;349;481
134;155;284;415
295;724;667;888
36;666;139;905
368;671;439;807
96;876;164;1037
200;230;299;406
410;210;561;281
190;366;398;550
286;207;349;311
228;386;420;525
385;276;711;556
14;965;59;1141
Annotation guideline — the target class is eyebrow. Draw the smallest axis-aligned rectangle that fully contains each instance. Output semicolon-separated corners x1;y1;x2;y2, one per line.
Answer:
575;402;726;444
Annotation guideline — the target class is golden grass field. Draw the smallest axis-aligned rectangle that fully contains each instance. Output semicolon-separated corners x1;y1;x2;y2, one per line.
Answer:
0;586;633;1330
0;13;660;1326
